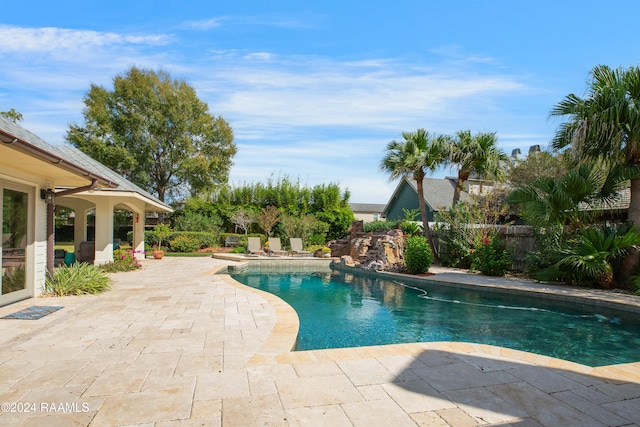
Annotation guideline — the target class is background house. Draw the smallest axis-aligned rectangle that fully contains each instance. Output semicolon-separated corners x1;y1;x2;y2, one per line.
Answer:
382;177;469;222
349;203;386;223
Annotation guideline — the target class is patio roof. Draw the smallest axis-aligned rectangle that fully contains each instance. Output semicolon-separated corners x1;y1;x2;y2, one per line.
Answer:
54;145;172;213
0;116;118;189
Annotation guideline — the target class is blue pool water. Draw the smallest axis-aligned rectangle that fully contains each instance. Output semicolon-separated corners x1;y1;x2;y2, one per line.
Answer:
229;266;640;367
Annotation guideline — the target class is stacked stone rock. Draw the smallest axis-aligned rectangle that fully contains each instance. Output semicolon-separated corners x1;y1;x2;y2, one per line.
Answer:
329;221;405;271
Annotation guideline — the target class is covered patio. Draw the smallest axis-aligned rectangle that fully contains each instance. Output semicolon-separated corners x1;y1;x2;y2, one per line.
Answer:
0;116;171;306
52;145;172;266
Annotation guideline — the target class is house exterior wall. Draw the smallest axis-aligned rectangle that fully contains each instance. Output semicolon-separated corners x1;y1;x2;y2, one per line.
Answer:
34;193;47;298
466;180;495;196
353;212;383;223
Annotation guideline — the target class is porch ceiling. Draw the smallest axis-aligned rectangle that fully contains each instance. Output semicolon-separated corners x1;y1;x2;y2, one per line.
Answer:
58;190;173;213
0;143;93;187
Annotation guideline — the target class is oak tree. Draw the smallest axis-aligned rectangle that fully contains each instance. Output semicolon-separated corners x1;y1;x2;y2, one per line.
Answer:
66;66;236;202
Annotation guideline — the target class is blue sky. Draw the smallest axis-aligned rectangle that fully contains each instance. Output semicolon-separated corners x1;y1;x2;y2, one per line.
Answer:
2;1;640;204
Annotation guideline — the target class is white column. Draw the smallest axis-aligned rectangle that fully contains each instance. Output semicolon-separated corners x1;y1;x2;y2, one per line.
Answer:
132;209;146;260
74;208;88;254
93;197;115;265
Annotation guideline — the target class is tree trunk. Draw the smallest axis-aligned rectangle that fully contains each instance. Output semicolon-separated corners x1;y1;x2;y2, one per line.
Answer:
157;187;166;223
621;178;640;282
416;177;439;263
452;179;463;205
452;170;469;205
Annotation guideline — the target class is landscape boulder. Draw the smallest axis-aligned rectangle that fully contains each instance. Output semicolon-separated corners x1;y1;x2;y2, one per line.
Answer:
329;221;405;271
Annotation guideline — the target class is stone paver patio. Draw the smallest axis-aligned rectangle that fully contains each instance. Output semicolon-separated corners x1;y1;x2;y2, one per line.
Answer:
1;257;639;426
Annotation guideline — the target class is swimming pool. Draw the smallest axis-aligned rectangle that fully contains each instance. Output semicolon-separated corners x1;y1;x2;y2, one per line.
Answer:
229;265;640;367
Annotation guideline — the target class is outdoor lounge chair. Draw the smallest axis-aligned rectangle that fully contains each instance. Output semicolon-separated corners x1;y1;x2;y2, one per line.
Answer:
267;237;288;256
290;238;311;256
247;237;265;256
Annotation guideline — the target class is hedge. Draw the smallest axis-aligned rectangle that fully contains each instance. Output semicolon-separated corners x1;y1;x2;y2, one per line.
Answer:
128;230;217;251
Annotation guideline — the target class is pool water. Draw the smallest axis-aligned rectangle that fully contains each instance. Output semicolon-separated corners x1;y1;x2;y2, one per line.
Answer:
229;266;640;367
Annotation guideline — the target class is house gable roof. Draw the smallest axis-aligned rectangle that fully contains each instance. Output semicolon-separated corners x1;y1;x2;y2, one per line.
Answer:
579;187;630;211
0;116;118;188
54;145;169;211
383;177;468;216
349;203;386;213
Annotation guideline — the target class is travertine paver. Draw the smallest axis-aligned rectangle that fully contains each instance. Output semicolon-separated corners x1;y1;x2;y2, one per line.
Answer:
0;257;639;426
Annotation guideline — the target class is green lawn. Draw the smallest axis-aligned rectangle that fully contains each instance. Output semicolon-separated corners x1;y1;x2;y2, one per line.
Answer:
54;242;75;253
55;241;213;257
55;241;132;253
163;252;212;257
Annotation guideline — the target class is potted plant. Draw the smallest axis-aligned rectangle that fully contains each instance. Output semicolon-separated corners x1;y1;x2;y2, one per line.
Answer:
152;223;172;259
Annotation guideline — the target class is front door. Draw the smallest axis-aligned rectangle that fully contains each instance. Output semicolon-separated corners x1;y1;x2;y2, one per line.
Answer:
1;183;31;305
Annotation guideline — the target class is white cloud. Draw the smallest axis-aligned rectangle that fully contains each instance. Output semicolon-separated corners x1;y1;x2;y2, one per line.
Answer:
197;57;525;136
244;52;275;61
181;18;227;30
181;14;314;31
0;25;170;53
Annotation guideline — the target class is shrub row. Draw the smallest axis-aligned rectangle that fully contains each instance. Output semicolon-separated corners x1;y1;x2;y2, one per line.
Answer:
128;230;217;252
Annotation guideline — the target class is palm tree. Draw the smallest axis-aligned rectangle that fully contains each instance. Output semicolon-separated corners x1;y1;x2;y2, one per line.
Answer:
507;163;637;286
557;223;640;288
380;129;450;260
550;65;640;276
449;130;508;204
507;163;629;230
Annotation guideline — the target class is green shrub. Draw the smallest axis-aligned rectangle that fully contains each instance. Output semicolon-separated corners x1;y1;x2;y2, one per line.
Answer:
100;249;142;272
143;230;216;252
471;235;511;277
171;210;222;233
182;231;215;249
435;203;479;269
144;229;163;250
551;223;640;288
437;229;473;268
169;235;201;252
316;207;355;241
363;220;400;232
45;263;111;296
400;221;423;237
404;236;433;274
524;226;567;280
305;233;328;246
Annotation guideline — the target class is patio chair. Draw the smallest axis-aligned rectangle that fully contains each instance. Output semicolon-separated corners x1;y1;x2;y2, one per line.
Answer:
54;249;67;266
247;237;265;256
76;241;95;263
267;237;288;256
290;238;311;256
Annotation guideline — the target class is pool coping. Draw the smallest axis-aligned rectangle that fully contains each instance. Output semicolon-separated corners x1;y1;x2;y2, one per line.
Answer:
212;252;333;267
219;259;640;379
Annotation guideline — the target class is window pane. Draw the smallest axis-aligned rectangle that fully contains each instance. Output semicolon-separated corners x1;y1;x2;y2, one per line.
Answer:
2;189;28;295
